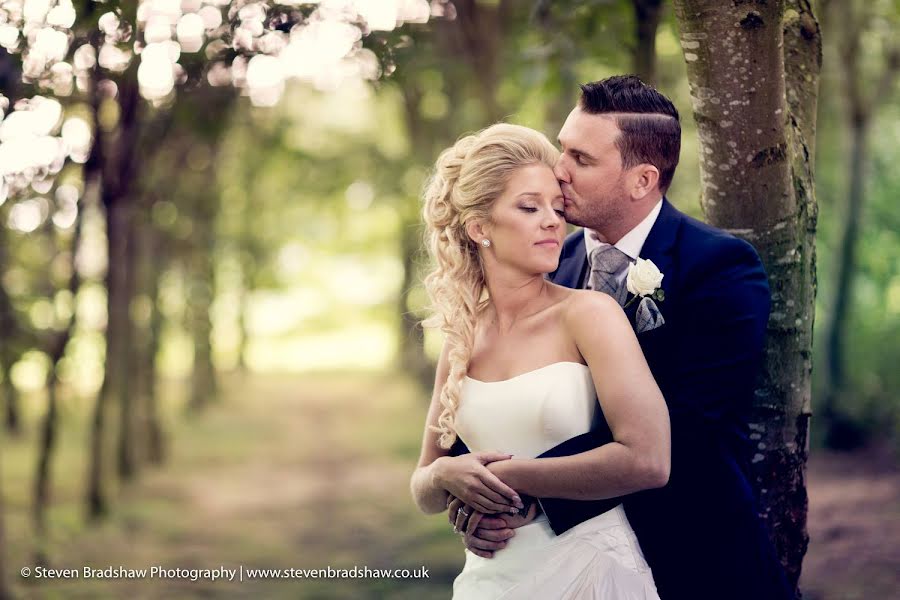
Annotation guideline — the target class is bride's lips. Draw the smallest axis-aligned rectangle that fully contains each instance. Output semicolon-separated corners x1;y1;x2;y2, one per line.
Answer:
535;239;560;247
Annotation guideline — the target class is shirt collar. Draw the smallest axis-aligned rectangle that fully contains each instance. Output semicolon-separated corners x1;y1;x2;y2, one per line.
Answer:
583;199;663;261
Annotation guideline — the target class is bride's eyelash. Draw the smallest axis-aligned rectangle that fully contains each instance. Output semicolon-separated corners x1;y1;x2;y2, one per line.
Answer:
520;207;565;216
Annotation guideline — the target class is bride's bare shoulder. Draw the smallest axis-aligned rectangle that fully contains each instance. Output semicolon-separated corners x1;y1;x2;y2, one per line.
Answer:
557;288;623;326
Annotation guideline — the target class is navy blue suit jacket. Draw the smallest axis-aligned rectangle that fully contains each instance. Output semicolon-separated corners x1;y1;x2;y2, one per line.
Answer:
451;199;792;600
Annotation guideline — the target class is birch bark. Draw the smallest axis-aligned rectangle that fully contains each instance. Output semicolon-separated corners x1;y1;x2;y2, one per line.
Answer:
673;0;821;589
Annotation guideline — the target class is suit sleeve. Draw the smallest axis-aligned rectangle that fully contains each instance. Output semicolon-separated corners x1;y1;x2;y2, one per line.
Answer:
538;236;771;534
668;236;770;424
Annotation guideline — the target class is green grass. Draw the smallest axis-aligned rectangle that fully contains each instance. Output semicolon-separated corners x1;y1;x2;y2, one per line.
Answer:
1;372;462;599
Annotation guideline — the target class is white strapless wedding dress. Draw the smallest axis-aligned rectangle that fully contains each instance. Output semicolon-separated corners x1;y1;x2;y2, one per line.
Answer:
452;362;660;600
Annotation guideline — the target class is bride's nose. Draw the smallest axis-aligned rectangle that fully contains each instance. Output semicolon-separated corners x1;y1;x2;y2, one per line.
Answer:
542;210;560;228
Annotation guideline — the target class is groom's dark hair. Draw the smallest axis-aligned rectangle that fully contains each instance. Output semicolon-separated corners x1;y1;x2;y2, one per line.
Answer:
579;75;681;193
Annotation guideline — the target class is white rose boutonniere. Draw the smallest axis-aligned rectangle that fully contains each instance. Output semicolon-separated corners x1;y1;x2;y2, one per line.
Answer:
624;258;666;333
625;258;665;304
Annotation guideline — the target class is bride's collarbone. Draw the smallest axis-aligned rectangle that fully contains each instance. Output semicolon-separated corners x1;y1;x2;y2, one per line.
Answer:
469;332;580;382
478;301;568;337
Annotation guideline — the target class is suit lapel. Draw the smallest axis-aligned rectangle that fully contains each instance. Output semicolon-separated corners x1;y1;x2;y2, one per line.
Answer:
637;198;680;298
551;233;588;289
627;198;681;341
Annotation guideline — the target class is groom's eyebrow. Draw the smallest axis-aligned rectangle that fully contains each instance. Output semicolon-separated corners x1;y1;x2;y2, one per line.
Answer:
558;140;596;161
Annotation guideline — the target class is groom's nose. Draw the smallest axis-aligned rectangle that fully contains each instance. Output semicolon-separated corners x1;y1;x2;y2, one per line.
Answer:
554;156;571;184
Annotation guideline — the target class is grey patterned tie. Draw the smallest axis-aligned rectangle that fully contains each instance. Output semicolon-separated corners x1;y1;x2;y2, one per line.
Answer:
588;246;631;306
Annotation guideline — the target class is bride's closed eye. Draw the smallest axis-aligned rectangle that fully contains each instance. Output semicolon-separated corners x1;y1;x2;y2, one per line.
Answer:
519;206;564;216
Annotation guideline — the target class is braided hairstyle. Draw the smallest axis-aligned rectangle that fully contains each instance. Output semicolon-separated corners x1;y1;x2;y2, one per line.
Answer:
421;123;559;449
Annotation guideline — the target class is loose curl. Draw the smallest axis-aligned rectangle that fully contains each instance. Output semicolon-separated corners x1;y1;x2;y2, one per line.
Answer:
421;123;560;449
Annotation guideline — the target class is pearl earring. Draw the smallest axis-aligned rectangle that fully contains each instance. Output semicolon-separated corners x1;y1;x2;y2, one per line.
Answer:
481;239;491;248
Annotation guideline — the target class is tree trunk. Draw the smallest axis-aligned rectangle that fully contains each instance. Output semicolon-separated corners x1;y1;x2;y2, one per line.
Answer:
0;220;20;437
395;85;435;388
673;0;820;591
114;198;140;480
128;200;153;467
85;89;111;520
88;63;143;517
107;71;143;484
142;222;166;464
34;204;83;565
396;217;432;387
819;1;900;447
821;120;867;431
0;441;9;600
236;282;250;373
447;0;510;123
34;377;59;566
533;4;579;133
188;183;218;412
1;372;17;435
632;0;664;85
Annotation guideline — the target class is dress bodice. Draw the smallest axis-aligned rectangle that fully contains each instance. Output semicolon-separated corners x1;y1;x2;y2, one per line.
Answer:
455;361;599;458
450;361;659;599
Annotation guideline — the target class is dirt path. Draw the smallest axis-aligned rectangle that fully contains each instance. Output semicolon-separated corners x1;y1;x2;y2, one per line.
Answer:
10;374;897;599
800;444;900;599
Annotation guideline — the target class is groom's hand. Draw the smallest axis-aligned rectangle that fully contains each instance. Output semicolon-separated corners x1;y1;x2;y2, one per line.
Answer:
447;494;539;558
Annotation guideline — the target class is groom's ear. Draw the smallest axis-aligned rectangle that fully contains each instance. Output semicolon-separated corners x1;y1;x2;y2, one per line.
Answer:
628;164;660;200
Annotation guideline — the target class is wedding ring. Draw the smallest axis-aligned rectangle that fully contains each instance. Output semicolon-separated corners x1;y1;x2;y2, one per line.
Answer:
460;507;471;517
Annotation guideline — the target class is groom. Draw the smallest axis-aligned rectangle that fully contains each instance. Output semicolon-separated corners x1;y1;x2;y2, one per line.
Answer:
448;76;793;600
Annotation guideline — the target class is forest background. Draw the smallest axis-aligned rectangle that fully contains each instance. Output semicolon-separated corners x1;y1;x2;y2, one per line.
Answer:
0;1;897;598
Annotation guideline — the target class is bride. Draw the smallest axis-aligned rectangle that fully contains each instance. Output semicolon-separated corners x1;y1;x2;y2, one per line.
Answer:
409;123;670;599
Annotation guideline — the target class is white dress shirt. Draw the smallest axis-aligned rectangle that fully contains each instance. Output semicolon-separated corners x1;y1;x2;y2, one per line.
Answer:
583;199;663;289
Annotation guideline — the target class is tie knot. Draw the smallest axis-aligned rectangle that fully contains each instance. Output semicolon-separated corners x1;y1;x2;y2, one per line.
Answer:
590;245;630;274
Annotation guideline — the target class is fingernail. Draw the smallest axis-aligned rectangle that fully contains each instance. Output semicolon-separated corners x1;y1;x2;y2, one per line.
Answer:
509;507;518;515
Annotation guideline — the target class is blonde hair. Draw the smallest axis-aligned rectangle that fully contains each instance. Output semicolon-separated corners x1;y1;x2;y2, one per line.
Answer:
421;123;560;449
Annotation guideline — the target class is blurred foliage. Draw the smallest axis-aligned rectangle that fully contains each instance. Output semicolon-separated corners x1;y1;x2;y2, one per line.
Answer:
1;0;898;446
812;0;900;447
